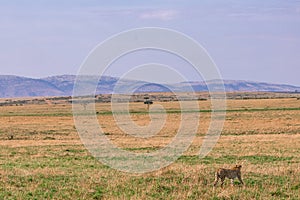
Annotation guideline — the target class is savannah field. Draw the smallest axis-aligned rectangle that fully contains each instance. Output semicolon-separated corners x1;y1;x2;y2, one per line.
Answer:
0;93;299;199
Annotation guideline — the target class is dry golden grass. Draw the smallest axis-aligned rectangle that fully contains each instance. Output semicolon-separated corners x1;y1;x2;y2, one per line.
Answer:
0;97;299;199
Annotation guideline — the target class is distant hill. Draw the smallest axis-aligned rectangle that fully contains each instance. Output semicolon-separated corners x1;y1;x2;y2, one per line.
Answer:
0;75;299;98
175;79;300;93
0;75;65;98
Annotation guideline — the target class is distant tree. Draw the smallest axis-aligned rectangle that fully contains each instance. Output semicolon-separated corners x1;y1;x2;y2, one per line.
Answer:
144;96;153;110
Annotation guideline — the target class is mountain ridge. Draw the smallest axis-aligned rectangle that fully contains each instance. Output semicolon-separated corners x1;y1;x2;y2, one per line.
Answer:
0;74;299;98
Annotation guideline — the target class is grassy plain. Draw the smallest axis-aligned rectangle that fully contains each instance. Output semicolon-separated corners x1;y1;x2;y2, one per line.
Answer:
0;96;299;199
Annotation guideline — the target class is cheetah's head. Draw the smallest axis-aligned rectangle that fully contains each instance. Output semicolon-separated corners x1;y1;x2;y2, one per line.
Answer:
235;165;242;169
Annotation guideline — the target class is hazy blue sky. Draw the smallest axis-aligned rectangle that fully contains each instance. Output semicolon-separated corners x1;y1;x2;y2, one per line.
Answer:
0;0;300;85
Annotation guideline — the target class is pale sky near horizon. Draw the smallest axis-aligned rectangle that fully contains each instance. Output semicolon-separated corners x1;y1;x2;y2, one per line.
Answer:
0;0;300;85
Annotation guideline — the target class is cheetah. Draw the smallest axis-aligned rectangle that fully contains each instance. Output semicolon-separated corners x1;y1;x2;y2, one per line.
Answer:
213;165;244;187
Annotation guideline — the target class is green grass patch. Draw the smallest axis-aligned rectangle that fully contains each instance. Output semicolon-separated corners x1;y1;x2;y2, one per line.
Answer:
240;155;294;164
124;146;160;152
178;155;294;165
1;107;300;117
177;155;237;165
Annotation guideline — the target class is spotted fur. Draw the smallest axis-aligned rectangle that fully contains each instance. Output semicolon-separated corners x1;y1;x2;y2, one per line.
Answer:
213;165;244;187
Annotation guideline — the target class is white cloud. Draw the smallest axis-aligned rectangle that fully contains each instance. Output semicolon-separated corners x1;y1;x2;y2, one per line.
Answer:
140;9;179;21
